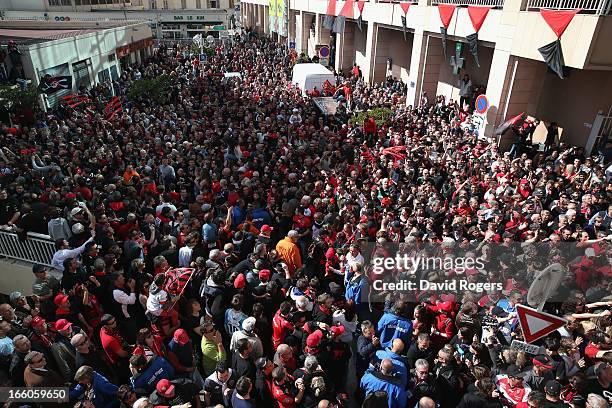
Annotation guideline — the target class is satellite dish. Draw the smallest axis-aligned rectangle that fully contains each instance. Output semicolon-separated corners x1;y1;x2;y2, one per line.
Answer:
527;263;565;311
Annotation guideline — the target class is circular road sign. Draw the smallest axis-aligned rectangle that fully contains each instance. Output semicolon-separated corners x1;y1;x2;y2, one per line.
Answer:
319;45;330;58
475;94;489;114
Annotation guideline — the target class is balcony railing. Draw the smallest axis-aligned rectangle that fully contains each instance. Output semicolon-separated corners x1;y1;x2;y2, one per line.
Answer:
430;0;505;6
525;0;612;13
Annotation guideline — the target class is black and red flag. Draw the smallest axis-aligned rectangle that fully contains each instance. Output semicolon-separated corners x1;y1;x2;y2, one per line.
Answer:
40;75;72;94
438;4;456;61
466;6;492;68
399;2;411;41
538;9;579;79
164;267;195;297
323;0;336;30
356;1;365;32
104;96;122;120
62;94;90;109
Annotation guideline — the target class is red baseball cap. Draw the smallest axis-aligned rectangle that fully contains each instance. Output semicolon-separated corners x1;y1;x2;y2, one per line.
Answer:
234;274;246;289
173;329;190;346
260;225;273;236
259;269;271;281
53;294;70;307
54;319;72;332
156;379;175;397
31;316;46;329
330;325;345;337
306;329;323;348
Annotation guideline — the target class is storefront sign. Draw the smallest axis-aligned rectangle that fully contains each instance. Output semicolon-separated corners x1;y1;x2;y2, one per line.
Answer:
116;38;154;59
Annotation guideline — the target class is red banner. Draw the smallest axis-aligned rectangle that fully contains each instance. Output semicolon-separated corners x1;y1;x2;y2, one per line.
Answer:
400;2;411;15
357;0;365;14
467;6;492;33
438;4;456;30
327;0;337;16
339;0;355;18
540;9;580;38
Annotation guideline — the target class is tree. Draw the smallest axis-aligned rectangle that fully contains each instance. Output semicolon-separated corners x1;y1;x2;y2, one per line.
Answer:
127;75;172;104
0;83;41;125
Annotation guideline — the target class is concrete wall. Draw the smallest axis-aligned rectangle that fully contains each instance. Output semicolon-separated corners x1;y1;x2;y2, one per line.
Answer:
436;40;493;102
354;22;368;74
536;69;612;146
374;27;412;84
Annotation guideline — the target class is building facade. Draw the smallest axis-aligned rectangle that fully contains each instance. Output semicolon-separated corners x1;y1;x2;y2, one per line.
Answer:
1;19;153;108
241;0;612;149
0;0;240;39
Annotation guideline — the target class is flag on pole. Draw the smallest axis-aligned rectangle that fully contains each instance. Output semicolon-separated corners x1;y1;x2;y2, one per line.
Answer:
40;76;72;94
104;96;122;120
356;1;366;31
164;267;195;297
62;94;90;109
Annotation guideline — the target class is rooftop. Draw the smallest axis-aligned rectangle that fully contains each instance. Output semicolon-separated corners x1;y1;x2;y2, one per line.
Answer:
0;20;145;46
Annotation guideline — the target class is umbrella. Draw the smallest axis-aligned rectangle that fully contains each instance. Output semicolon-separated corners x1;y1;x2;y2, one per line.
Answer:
494;113;525;135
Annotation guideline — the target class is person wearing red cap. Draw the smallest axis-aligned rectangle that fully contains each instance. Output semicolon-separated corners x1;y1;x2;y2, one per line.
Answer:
523;355;555;393
327;324;351;390
148;377;200;408
167;328;205;388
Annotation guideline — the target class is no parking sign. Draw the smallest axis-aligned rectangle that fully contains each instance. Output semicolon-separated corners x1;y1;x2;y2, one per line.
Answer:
475;94;489;114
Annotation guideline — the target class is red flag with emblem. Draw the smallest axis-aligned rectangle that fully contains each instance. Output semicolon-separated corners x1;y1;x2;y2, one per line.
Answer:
104;96;122;120
164;267;195;297
62;94;90;109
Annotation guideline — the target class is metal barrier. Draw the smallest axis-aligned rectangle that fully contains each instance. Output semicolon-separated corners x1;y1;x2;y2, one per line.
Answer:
0;227;54;267
525;0;612;13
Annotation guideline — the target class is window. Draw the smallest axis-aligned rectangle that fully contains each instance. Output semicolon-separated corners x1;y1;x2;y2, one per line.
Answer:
208;0;218;8
196;0;201;8
163;0;168;8
72;60;92;91
181;0;186;8
49;0;73;5
149;0;156;8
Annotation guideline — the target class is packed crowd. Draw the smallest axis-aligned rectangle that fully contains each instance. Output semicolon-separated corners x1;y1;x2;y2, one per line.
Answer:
0;31;610;408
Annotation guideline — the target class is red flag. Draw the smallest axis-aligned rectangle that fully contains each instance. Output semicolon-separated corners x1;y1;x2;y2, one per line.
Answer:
438;4;456;29
339;0;355;18
357;0;365;14
164;267;195;297
467;6;492;32
327;0;337;16
104;96;122;120
62;94;90;109
400;2;411;15
540;9;579;38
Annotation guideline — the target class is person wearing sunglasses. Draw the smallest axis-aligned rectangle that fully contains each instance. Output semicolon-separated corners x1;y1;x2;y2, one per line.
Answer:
23;350;64;388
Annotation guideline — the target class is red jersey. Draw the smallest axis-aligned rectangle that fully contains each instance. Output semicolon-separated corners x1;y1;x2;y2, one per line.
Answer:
272;376;297;408
100;326;124;364
495;375;531;406
272;311;294;350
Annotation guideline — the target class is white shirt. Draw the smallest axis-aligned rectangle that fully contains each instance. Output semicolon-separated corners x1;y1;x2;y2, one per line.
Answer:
112;289;136;318
178;246;193;267
51;236;94;271
147;289;168;317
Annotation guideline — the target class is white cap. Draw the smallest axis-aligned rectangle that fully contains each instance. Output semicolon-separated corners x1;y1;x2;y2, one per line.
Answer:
70;207;82;217
242;317;256;332
72;223;85;234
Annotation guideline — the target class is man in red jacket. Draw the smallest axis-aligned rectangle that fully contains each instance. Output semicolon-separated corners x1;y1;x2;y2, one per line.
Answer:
272;301;294;351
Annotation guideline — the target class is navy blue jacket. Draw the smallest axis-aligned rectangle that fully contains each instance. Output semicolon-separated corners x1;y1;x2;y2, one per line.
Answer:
130;356;176;395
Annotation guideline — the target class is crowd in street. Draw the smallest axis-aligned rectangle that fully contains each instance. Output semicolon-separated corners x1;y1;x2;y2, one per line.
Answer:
0;31;610;408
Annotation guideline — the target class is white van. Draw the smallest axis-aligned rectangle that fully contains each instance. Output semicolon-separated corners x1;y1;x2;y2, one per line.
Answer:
291;63;336;96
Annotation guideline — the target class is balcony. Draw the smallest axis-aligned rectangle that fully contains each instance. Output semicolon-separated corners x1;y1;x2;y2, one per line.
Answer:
524;0;612;13
430;0;504;6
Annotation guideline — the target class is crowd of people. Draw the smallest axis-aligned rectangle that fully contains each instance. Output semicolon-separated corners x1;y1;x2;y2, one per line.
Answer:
0;31;610;408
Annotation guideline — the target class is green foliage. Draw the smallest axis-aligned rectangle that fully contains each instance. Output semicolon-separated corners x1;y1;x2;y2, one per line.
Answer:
349;107;393;126
0;83;40;112
127;75;172;104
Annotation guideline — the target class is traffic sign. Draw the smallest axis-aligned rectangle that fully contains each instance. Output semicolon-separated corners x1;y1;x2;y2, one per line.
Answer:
475;94;489;114
319;45;330;58
517;304;566;344
289;42;296;49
